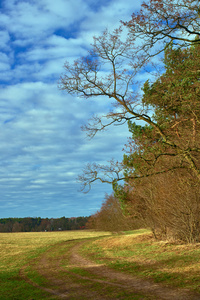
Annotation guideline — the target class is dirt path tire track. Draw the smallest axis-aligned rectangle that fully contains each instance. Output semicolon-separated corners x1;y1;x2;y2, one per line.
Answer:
69;241;200;300
20;239;200;300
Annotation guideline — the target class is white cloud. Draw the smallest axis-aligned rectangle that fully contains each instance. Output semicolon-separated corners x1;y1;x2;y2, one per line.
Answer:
0;31;10;49
0;61;10;72
0;0;142;218
2;0;89;41
77;0;142;44
42;0;89;21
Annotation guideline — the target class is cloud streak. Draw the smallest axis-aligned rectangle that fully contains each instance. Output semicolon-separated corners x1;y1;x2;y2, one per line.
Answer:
0;0;140;218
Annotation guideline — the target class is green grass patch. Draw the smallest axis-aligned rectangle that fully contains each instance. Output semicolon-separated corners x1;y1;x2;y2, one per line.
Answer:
25;266;49;286
69;267;92;276
0;270;51;300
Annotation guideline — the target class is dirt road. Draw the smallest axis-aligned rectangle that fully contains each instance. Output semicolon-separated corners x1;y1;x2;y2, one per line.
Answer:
20;239;200;299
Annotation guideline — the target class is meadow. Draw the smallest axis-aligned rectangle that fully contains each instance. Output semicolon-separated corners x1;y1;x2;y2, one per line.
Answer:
0;230;110;299
1;229;200;299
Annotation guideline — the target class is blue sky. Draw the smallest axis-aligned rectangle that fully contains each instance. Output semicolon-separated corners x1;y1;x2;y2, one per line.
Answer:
0;0;142;218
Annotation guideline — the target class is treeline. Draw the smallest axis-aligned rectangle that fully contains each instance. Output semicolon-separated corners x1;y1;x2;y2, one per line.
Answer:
61;0;200;243
87;42;200;242
0;216;90;232
120;42;200;243
86;194;140;232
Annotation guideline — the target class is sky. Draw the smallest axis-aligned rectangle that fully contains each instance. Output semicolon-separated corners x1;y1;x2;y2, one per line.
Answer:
0;0;142;218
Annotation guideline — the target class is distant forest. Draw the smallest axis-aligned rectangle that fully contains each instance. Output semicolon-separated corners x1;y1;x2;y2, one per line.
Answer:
0;216;90;232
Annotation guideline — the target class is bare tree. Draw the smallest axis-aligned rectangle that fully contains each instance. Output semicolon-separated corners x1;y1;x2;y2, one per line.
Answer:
128;168;200;243
86;194;135;232
59;1;200;190
123;0;200;54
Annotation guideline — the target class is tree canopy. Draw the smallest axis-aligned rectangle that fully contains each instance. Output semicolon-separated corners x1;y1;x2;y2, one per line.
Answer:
60;0;200;242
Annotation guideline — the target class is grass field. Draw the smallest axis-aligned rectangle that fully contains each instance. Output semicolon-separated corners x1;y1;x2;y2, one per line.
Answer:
1;229;200;299
0;230;110;300
81;230;200;293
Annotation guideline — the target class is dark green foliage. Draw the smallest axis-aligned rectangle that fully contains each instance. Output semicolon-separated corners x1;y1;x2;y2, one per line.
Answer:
124;43;200;180
0;216;90;232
